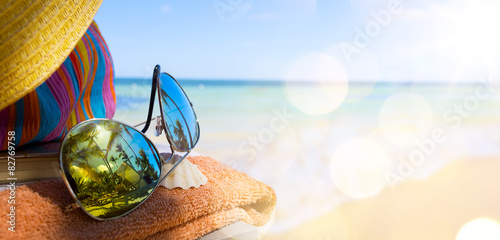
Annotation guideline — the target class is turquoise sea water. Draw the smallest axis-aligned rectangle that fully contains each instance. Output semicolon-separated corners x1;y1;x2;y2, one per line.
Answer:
113;78;500;233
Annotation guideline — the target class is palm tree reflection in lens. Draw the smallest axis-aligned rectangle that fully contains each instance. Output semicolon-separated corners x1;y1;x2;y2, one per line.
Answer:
61;120;161;219
158;73;198;152
160;88;190;150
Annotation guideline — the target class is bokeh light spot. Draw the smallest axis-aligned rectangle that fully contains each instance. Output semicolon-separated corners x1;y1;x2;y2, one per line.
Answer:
330;137;390;199
456;218;500;240
285;52;348;115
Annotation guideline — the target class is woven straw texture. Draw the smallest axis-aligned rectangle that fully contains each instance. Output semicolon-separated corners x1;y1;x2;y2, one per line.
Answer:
0;0;103;111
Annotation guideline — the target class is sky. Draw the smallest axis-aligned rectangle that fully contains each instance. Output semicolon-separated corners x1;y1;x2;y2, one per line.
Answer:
94;0;500;82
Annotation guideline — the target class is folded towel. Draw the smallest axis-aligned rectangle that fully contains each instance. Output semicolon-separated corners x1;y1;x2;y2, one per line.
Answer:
0;156;276;240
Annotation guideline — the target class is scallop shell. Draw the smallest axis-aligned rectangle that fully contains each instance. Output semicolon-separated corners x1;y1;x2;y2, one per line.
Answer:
160;158;208;189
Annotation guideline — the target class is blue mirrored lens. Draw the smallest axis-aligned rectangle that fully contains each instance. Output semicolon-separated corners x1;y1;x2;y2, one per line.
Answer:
158;73;199;152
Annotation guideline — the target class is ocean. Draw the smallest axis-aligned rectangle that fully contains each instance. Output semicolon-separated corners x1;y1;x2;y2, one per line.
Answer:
113;78;500;233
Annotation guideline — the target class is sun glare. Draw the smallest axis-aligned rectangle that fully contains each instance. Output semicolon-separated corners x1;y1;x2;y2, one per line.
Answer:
432;0;500;79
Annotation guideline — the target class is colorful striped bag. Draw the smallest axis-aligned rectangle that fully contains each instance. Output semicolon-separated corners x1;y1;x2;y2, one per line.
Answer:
0;21;115;150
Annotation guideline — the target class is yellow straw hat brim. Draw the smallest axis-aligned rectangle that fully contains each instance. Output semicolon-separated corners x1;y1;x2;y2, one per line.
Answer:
0;0;103;111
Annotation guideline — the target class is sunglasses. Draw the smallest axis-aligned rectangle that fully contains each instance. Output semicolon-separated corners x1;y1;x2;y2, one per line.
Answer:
59;65;200;220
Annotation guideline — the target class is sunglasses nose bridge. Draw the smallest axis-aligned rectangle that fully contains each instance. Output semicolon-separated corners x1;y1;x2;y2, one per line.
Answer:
154;116;163;137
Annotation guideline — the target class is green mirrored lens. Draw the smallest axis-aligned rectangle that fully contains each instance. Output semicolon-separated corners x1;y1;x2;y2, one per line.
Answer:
60;120;162;220
158;73;199;152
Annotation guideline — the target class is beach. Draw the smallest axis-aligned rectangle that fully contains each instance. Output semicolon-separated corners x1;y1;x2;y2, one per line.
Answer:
264;157;500;240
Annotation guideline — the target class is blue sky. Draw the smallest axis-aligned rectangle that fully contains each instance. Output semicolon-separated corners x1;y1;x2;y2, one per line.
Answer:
94;0;500;82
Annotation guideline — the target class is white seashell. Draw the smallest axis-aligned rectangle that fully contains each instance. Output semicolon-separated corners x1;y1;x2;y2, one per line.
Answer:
160;158;208;189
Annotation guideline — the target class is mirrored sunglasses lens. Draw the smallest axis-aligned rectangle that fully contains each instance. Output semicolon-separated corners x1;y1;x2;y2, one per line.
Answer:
158;73;199;152
60;120;162;220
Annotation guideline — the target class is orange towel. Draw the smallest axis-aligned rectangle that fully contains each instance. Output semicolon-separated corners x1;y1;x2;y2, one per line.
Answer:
0;156;276;240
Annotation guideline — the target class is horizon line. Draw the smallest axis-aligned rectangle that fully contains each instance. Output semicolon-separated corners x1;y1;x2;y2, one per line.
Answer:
114;77;485;84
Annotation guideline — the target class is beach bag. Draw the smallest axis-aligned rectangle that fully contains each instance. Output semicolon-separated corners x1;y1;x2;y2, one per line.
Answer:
0;21;115;150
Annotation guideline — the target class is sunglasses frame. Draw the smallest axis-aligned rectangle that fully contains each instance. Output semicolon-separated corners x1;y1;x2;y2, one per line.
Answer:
143;65;200;151
142;64;200;182
59;64;200;220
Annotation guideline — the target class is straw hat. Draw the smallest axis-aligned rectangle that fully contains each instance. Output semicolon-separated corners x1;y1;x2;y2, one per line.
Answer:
0;0;103;111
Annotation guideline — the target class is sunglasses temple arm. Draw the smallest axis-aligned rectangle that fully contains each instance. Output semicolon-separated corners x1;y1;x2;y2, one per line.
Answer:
141;65;161;133
133;116;158;129
158;151;190;185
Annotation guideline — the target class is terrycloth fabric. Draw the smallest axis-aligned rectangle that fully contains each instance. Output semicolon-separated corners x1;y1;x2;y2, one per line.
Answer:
0;21;115;151
0;156;276;240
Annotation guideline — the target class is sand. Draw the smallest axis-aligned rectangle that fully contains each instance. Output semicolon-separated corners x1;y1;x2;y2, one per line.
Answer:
263;157;500;240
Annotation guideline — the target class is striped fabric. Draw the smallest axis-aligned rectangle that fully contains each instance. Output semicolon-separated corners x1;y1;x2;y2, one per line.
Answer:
0;21;115;150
